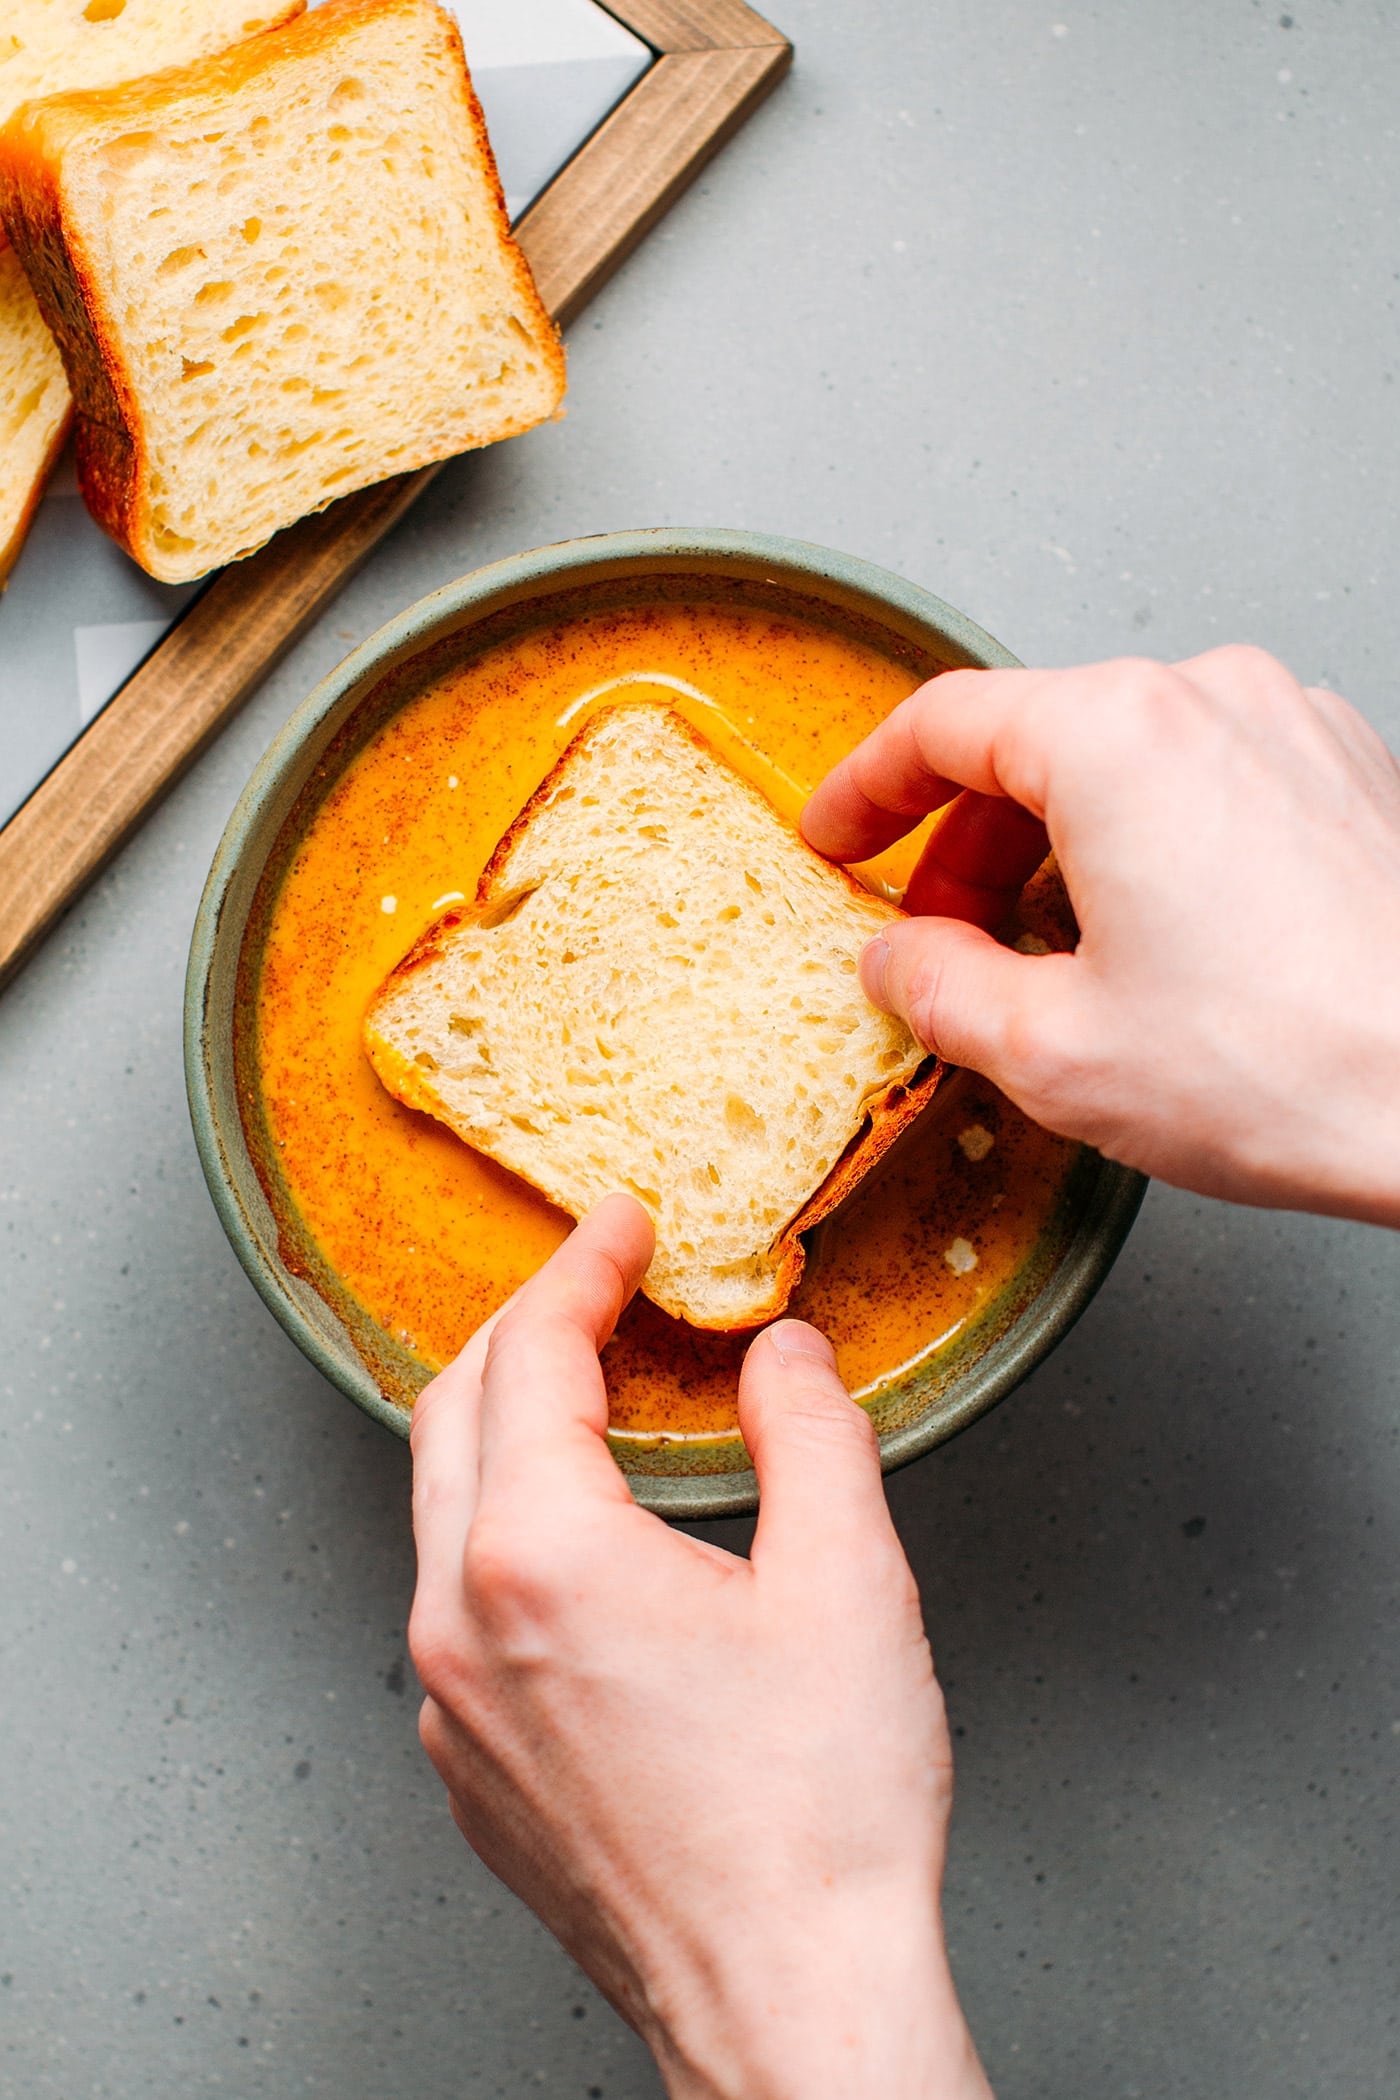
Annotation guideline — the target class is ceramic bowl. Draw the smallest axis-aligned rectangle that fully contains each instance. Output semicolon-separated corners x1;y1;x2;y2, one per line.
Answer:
186;528;1144;1519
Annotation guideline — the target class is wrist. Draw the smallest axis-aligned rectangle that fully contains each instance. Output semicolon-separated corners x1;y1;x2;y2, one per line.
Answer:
646;1904;992;2100
1237;997;1400;1229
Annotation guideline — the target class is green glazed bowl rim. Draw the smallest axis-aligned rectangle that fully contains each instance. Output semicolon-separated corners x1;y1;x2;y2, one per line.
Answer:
185;527;1146;1521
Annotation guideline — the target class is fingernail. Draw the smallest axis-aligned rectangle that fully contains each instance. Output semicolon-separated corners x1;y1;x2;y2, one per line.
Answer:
764;1320;839;1370
858;937;891;1011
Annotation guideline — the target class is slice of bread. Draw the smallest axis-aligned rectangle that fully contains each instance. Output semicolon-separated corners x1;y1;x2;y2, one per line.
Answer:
364;706;943;1332
0;0;566;583
0;240;71;586
0;0;305;582
0;3;306;135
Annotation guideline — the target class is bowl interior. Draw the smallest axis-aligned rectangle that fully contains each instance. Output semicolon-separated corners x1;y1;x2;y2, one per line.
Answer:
187;529;1144;1520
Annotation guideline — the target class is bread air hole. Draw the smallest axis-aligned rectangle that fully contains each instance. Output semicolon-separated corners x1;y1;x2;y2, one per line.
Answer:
11;383;44;428
102;130;156;169
725;1096;764;1139
84;0;127;20
158;245;207;278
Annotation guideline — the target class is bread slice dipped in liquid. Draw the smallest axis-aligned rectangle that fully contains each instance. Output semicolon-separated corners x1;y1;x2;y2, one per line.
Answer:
365;705;944;1333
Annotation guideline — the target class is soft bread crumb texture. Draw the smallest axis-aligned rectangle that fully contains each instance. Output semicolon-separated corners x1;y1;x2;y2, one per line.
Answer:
0;0;564;580
365;706;933;1331
0;0;304;579
0;2;305;132
0;241;70;584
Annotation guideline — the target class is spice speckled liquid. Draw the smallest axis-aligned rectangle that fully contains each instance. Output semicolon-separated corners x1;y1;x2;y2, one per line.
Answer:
255;602;1076;1442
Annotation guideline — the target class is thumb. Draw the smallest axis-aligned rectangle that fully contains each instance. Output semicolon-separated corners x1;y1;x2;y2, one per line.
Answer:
860;913;1080;1094
738;1320;898;1565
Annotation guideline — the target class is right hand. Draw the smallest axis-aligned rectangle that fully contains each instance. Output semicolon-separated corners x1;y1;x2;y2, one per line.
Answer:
802;647;1400;1226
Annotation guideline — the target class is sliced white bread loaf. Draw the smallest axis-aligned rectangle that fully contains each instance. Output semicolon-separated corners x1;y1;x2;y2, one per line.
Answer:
0;2;306;134
0;0;566;582
0;240;70;586
0;0;305;582
364;706;943;1332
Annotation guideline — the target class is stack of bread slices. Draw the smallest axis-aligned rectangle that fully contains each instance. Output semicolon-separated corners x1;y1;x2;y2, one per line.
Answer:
0;1;309;584
0;0;564;585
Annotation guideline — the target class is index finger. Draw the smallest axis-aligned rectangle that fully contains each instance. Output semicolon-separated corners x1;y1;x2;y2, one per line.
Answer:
800;665;1066;864
475;1194;655;1511
409;1297;511;1617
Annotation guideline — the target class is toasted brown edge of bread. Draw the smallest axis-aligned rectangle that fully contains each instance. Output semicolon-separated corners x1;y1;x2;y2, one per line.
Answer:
0;0;564;582
755;1051;945;1314
0;109;137;549
362;704;946;1333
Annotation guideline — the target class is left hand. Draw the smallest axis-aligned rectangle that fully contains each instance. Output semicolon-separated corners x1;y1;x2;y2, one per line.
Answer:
409;1195;992;2100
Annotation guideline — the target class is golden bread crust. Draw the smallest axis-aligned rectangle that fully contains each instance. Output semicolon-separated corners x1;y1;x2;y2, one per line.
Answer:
0;124;139;551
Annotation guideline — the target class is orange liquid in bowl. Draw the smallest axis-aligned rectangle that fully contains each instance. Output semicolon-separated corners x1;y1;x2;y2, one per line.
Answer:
253;600;1078;1448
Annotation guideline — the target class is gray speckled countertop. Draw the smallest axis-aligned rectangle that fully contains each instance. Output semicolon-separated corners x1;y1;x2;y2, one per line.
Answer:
2;5;1397;2095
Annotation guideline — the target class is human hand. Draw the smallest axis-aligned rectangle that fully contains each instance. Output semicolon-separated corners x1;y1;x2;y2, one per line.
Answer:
802;648;1400;1225
409;1195;992;2100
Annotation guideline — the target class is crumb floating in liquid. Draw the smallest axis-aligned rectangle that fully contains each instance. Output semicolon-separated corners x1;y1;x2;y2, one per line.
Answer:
944;1237;979;1275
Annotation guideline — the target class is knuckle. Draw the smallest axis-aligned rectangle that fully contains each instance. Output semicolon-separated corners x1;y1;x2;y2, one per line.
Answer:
780;1382;879;1458
407;1367;450;1452
407;1604;465;1706
461;1514;577;1636
417;1692;448;1762
898;933;962;1053
481;1305;530;1379
1196;641;1289;689
1104;657;1196;739
998;980;1099;1113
